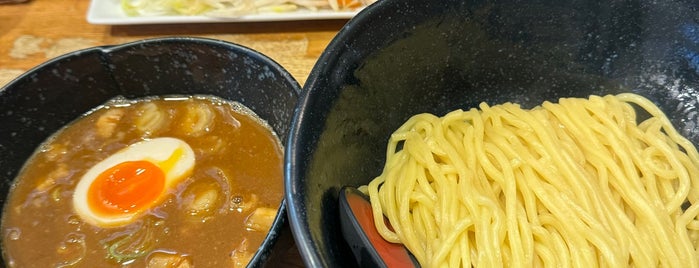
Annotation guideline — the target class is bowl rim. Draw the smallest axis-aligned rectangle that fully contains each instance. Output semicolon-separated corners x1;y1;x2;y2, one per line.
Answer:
283;0;391;266
2;36;301;95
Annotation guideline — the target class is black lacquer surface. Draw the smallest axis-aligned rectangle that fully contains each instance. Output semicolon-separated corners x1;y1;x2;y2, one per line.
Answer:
285;0;699;267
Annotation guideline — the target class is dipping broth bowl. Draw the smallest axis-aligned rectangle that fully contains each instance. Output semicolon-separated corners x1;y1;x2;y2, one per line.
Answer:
0;37;300;267
285;0;699;266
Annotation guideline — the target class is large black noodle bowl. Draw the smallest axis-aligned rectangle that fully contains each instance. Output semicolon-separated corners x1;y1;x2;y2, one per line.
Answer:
285;0;699;267
0;37;300;267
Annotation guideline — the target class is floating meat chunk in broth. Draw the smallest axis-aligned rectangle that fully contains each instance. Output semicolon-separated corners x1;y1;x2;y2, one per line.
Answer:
180;166;234;221
41;143;68;162
214;104;241;129
230;193;259;213
230;238;254;268
197;135;226;155
244;207;277;232
135;102;169;136
181;178;224;221
178;100;215;137
35;163;69;193
95;108;126;138
147;251;192;268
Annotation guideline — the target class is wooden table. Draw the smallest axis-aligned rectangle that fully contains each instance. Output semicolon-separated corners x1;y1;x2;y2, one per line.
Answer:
1;0;349;266
0;0;348;88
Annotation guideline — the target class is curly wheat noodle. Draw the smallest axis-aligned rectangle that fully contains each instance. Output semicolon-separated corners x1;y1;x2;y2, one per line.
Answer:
360;93;699;268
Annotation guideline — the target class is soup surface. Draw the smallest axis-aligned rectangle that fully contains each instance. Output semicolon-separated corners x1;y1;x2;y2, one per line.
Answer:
1;95;284;267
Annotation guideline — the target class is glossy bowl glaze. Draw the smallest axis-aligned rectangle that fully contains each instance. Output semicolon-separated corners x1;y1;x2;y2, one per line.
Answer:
285;0;699;266
0;37;300;267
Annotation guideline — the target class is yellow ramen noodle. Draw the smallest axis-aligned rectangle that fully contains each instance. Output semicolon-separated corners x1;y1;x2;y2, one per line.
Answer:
361;93;699;268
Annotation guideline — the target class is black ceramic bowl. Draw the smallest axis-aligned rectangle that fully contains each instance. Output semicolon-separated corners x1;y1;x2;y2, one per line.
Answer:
0;37;300;267
285;0;699;266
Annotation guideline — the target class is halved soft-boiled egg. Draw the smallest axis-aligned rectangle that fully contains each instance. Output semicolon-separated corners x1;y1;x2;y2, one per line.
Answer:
73;137;195;228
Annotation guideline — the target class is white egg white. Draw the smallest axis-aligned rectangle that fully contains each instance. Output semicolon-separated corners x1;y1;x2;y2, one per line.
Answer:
73;137;195;228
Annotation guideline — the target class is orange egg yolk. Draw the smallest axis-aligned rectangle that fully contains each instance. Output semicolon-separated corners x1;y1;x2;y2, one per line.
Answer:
88;160;166;215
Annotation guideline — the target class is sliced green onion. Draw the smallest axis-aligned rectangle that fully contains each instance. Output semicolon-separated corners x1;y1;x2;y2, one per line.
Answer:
103;217;160;264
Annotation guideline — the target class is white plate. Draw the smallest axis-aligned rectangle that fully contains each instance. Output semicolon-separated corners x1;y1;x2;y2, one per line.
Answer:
87;0;362;25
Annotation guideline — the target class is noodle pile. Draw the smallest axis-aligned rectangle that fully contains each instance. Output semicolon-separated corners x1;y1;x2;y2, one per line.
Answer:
361;93;699;267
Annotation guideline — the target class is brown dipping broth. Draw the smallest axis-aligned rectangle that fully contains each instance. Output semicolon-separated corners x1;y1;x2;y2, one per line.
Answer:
1;95;284;267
